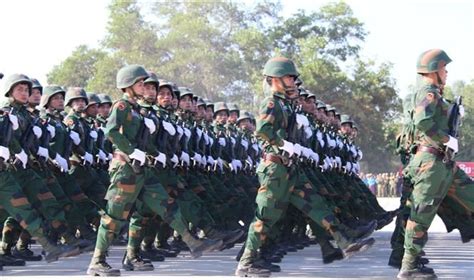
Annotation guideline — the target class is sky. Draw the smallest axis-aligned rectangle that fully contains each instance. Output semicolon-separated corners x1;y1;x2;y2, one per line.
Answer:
0;0;473;98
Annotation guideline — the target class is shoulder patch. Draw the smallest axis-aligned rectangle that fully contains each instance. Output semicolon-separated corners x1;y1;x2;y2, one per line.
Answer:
426;92;435;102
115;101;126;111
267;100;274;109
65;118;75;126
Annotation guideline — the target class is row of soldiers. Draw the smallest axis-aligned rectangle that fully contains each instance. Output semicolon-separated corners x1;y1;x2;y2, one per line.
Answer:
0;63;395;277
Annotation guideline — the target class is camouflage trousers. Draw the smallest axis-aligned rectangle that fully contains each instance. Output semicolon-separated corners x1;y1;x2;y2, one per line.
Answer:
0;171;45;239
92;160;188;259
400;151;465;269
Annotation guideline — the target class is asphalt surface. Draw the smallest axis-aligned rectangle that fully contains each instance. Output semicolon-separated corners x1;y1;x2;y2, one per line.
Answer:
1;198;473;279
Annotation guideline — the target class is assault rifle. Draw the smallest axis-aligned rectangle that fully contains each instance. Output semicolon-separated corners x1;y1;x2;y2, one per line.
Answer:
444;96;463;162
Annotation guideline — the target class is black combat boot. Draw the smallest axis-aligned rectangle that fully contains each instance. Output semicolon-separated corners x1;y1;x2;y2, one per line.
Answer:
122;247;154;271
37;236;80;263
139;243;165;262
181;230;223;258
235;248;271;277
87;253;121;277
319;238;344;264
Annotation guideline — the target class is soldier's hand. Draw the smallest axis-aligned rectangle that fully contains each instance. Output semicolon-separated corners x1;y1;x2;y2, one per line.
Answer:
143;117;156;134
54;154;69;172
83;152;94;165
154;152;167;168
279;140;294;157
47;124;56;139
0;146;10;161
8;114;19;130
15;149;28;168
444;136;459;153
69;131;81;145
32;125;43;139
129;149;146;166
459;104;465;118
162;121;176;135
37;146;49;160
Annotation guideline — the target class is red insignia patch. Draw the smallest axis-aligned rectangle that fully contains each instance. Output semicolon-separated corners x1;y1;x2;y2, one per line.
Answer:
115;101;126;111
268;101;274;109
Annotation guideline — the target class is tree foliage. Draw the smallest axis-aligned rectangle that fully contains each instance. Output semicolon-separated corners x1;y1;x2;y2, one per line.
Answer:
49;0;437;171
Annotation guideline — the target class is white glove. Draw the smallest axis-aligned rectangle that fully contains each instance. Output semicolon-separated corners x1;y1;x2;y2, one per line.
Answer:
309;151;319;163
83;152;93;165
246;156;253;167
98;149;107;163
170;154;179;168
318;138;325;148
200;154;207;167
279;140;294;157
231;159;242;173
324;156;332;169
143;117;156;134
337;140;344;149
0;146;10;161
183;128;191;139
8;114;19;130
328;138;336;148
357;149;363;160
176;125;184;140
218;137;226;147
304;126;313;139
240;139;248;150
154;152;167;168
444;136;459;153
230;137;236;145
47;124;56;139
15;149;28;168
54;154;68;172
301;147;311;159
162;121;176;136
108;153;113;161
207;156;215;166
217;157;224;172
129;149;146;166
32;125;42;139
345;162;352;173
180;151;190;166
316;131;323;141
195;127;203;140
203;133;210;145
192;153;202;165
69;131;81;145
350;145;357;157
296;114;309;129
252;143;259;153
89;130;98;140
459;104;465;118
293;143;302;157
37;146;49;160
208;136;214;147
335;156;342;168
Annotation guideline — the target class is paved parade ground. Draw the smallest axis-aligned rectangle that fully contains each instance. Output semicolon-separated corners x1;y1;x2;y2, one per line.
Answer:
1;198;473;280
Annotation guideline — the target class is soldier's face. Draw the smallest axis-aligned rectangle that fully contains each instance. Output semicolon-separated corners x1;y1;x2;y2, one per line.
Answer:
238;119;250;131
131;79;145;97
86;104;98;117
48;93;64;111
29;88;42;106
157;87;172;108
438;65;448;85
179;95;192;111
171;98;178;109
196;105;206;120
10;83;30;104
352;129;358;138
214;111;228;125
99;103;111;118
71;98;86;112
205;107;213;122
143;83;157;103
340;123;352;135
229;111;238;124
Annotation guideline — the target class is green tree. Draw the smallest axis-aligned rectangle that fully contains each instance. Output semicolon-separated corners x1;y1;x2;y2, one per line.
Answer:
47;45;106;88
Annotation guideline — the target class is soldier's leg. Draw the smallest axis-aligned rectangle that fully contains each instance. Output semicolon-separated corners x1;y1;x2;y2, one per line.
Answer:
1;172;79;262
400;154;454;277
88;160;143;276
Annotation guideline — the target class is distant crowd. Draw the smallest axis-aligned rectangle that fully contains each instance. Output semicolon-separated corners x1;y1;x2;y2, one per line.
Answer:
360;172;403;197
